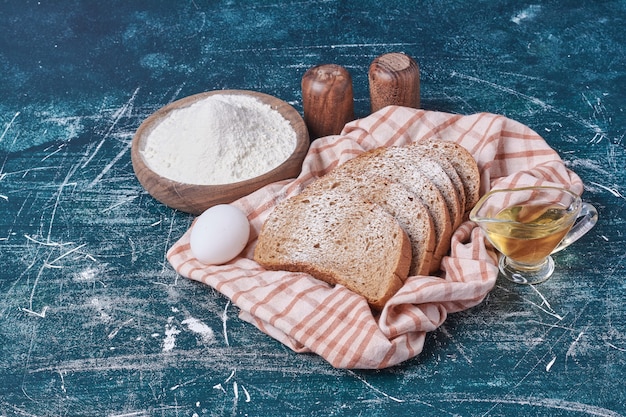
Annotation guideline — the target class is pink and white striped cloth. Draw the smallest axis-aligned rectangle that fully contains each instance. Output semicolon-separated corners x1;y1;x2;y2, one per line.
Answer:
167;107;584;369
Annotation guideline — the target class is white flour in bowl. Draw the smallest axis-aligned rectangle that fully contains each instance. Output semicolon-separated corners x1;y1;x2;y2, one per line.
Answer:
141;94;297;185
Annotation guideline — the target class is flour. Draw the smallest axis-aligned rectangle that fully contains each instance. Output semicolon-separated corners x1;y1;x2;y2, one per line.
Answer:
163;317;180;352
141;94;297;185
182;316;215;344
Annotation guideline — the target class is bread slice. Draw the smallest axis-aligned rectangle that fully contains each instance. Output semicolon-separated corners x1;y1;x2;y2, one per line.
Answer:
253;188;412;310
384;146;463;230
414;140;481;211
405;143;467;223
331;148;452;273
305;172;436;276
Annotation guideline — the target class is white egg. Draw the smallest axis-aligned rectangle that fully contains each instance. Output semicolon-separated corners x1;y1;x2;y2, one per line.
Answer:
190;204;250;265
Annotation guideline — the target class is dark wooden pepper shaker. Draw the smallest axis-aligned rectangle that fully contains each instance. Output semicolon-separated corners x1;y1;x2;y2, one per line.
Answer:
368;52;420;113
301;64;354;140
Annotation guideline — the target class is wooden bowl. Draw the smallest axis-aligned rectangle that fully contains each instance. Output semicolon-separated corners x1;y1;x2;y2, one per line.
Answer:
131;90;310;215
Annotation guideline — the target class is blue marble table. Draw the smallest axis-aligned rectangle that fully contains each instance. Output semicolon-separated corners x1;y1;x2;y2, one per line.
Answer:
1;1;625;416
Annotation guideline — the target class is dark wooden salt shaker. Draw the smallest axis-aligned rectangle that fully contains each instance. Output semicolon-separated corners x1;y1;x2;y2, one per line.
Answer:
301;64;354;140
368;52;420;113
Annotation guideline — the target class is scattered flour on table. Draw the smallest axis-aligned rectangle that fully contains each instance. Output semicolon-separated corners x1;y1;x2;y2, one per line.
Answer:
141;94;297;185
162;316;215;351
182;316;215;344
163;317;180;352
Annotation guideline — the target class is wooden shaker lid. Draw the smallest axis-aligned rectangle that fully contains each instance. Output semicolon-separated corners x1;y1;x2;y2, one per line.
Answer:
368;52;420;112
301;64;354;139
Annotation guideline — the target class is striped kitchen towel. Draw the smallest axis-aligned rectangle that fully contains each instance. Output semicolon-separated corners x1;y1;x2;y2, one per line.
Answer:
167;107;584;369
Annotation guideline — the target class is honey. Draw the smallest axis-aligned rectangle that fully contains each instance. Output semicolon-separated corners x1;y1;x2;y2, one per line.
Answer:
482;203;574;265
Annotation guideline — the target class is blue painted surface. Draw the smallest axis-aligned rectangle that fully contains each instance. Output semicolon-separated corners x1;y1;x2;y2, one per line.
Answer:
1;1;625;416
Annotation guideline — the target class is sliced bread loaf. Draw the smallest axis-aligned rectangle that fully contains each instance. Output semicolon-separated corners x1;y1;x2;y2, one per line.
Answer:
331;148;452;273
254;139;481;309
253;187;412;310
413;140;481;211
383;146;463;230
305;172;436;276
404;144;467;223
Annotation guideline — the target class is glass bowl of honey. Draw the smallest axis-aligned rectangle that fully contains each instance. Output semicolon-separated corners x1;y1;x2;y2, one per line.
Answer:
470;186;598;284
